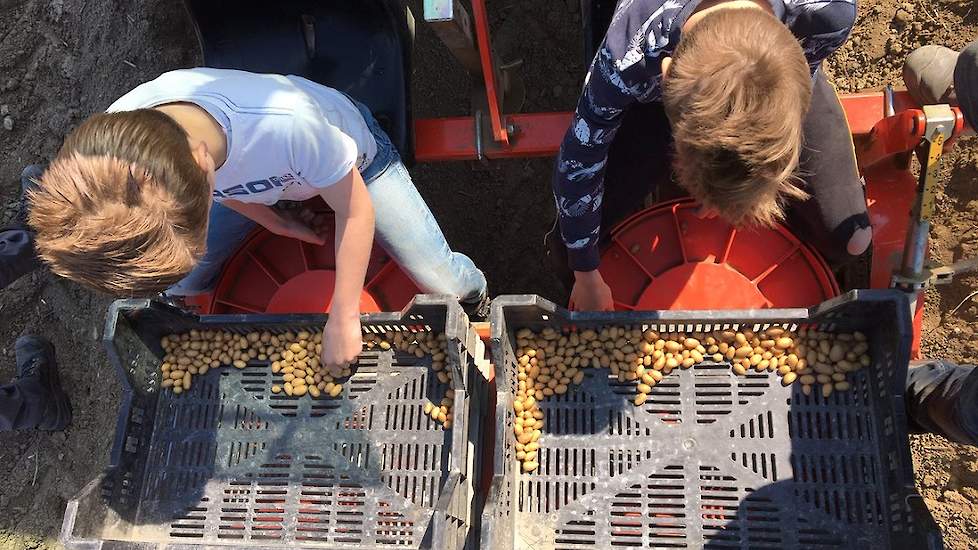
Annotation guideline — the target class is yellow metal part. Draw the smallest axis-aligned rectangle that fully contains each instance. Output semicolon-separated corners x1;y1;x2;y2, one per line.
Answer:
919;131;945;221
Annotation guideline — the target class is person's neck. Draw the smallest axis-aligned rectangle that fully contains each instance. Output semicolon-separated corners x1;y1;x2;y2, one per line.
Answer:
685;0;774;30
154;102;229;169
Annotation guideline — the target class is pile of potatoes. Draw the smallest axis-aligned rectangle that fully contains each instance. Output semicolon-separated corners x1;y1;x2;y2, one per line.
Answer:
364;330;456;429
160;329;255;395
511;324;871;473
159;328;454;428
269;330;345;398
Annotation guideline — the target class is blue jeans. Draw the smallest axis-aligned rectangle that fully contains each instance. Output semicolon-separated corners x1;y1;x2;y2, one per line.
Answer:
170;101;487;303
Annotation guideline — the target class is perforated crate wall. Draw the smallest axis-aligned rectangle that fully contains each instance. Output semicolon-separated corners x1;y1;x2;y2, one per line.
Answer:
61;295;487;550
480;290;943;550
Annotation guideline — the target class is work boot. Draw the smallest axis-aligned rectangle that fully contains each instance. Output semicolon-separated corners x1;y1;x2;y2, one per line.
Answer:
14;336;71;431
0;164;42;230
903;45;958;105
903;41;978;128
0;165;44;289
906;360;978;446
955;41;978;129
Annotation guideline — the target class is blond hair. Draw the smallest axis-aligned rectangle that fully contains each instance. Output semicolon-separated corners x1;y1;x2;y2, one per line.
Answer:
662;8;812;226
28;109;211;296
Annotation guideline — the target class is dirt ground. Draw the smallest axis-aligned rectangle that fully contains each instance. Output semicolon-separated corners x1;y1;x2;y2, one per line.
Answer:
0;0;976;549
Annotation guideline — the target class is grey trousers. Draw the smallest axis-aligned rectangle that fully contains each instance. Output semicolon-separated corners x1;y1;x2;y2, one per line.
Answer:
907;360;978;446
0;165;46;430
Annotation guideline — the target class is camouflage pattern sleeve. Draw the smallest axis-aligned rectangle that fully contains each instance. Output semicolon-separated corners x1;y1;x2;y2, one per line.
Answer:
552;46;638;271
787;0;857;75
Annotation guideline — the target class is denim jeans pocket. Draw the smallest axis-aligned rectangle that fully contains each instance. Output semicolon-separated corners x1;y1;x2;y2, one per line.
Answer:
344;96;398;183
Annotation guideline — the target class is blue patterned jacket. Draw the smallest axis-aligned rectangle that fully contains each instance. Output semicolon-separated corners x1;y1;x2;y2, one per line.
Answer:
554;0;857;270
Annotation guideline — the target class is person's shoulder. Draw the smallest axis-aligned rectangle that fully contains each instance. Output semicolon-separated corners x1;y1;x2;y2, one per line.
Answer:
786;0;857;35
106;68;225;112
598;0;687;91
605;0;689;52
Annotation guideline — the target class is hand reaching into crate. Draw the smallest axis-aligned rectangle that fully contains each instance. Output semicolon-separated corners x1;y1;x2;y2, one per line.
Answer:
569;270;614;311
321;315;363;374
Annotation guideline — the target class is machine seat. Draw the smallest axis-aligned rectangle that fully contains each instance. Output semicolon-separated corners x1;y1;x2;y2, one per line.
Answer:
184;0;414;165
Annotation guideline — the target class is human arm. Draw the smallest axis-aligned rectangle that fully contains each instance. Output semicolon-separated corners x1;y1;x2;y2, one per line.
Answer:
221;200;325;245
792;0;857;75
316;168;375;373
553;46;638;310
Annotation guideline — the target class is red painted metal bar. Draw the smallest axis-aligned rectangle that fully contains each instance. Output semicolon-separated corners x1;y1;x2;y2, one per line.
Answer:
854;109;925;169
470;0;508;145
414;112;572;161
843;90;918;135
414;95;931;163
413;93;964;167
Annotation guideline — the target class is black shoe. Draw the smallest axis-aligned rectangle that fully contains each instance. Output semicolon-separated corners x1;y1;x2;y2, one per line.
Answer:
15;335;71;431
461;291;491;321
1;165;42;230
156;292;193;312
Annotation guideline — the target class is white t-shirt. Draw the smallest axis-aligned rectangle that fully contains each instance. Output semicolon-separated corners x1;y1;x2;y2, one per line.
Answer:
106;68;377;205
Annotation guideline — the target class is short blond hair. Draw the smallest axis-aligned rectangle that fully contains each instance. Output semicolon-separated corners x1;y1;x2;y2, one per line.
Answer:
28;110;211;296
663;8;812;226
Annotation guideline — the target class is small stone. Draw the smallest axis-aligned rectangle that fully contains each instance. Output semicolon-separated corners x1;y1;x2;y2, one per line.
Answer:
2;116;12;131
952;326;962;336
894;9;913;24
889;42;904;55
899;2;915;13
0;104;8;116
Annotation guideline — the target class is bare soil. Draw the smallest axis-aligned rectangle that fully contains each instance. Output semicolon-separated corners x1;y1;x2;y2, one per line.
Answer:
0;0;975;548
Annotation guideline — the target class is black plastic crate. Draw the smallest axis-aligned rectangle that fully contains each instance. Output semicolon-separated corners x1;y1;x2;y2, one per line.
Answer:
61;295;488;550
481;290;942;550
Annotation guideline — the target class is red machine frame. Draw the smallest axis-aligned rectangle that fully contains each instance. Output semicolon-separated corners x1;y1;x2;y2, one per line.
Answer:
190;0;970;353
417;0;969;356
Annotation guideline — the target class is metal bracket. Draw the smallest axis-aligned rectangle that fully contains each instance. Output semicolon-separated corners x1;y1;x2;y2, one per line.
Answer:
918;104;954;221
474;110;484;162
424;0;481;75
892;104;956;293
892;257;978;290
